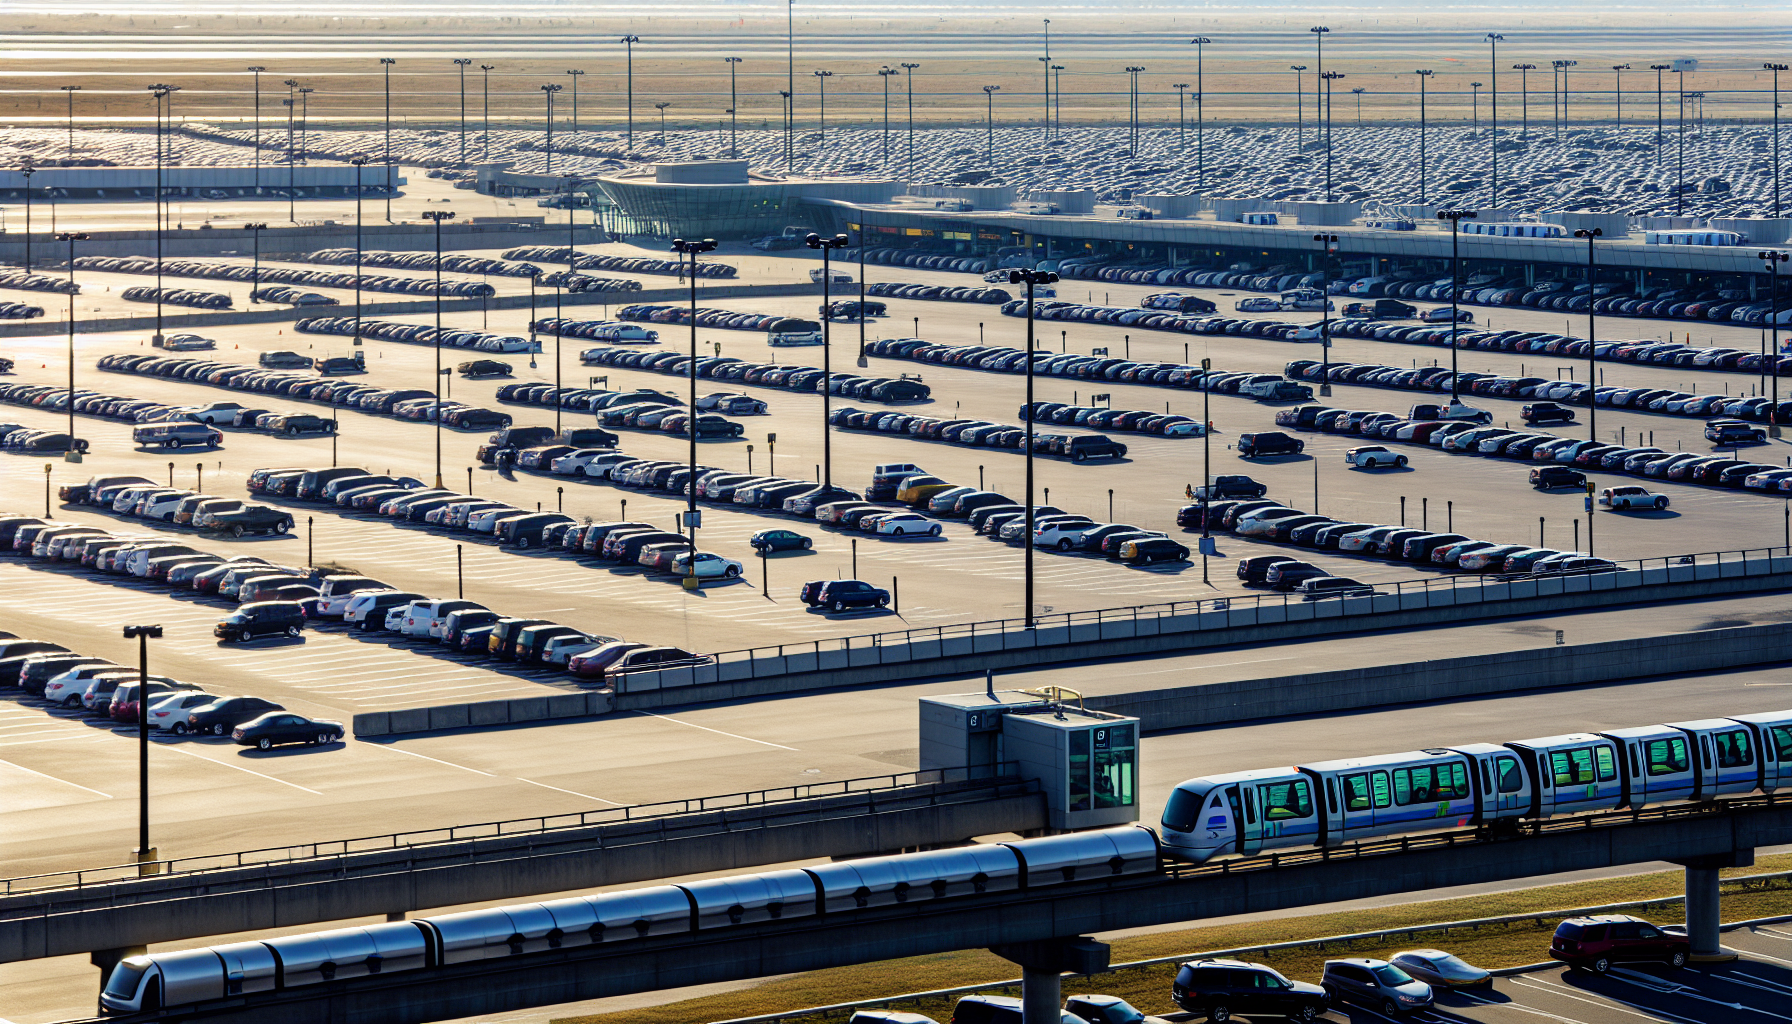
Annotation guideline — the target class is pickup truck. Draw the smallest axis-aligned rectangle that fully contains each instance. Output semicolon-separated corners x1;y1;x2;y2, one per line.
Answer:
1188;475;1269;501
1410;402;1493;425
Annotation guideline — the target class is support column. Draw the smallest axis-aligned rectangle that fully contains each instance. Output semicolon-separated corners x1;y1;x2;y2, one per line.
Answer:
1673;849;1752;962
991;937;1110;1024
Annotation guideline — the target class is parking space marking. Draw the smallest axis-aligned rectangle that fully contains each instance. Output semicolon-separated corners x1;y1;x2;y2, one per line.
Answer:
516;778;620;804
1706;969;1792;999
630;710;798;750
1451;989;1590;1023
0;757;113;798
1754;927;1792;940
1513;976;1702;1023
158;744;324;795
363;742;497;776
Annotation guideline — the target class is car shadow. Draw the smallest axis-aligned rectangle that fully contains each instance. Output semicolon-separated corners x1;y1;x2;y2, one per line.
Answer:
215;635;306;649
804;605;898;619
1348;464;1416;474
238;740;344;758
1613;508;1683;520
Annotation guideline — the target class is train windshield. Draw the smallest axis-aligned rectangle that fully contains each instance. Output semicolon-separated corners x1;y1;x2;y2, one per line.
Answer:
1161;787;1203;833
103;958;149;999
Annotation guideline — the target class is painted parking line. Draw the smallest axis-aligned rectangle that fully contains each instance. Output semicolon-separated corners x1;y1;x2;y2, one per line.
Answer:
629;710;798;750
1450;987;1591;1023
516;778;621;805
0;757;113;798
363;742;497;777
157;744;325;795
1512;976;1703;1024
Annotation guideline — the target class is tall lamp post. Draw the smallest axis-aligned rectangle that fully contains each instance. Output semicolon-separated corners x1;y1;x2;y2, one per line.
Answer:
1008;267;1059;629
247;66;265;192
1416;70;1435;203
1173;83;1188;146
806;232;850;490
1041;18;1051;137
1310;25;1330;151
481;65;495;163
350;156;367;344
621;35;640;150
1291;66;1307;153
1763;250;1787;438
1611;64;1629;126
1437;209;1478;402
1513;63;1536;141
148;83;178;343
655;102;671;146
1471;82;1482;129
779;90;793;169
983;85;1000;165
902;63;920;177
59;85;80;159
1650;63;1669;164
1676;64;1688;216
1553;59;1578;138
1486;34;1502;207
379;59;395;220
1768;64;1787;218
1314;233;1338;396
565;68;585;135
671;237;717;591
56;230;86;460
19;161;34;270
814;70;833;149
879;66;899;167
453;58;471;165
541;83;562;172
1352;87;1365;124
1320;72;1344;199
1124;67;1145;153
727;58;744;157
246;222;266;304
1575;228;1604;444
423;210;455;489
1190;37;1210;189
124;624;163;873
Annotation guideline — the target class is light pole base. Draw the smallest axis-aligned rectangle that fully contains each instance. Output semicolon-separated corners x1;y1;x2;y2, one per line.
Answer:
1772;425;1783;439
1320;384;1332;397
682;575;700;591
64;451;82;463
134;847;160;877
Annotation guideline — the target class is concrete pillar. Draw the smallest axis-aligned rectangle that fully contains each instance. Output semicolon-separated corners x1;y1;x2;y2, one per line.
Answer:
991;937;1110;1024
1021;965;1062;1024
1672;849;1751;962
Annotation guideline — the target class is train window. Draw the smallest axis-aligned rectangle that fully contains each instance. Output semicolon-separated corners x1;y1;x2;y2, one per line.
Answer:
1595;746;1617;782
1226;786;1244;825
1550;748;1597;786
1716;730;1752;769
1343;774;1371;811
1646;738;1689;775
1699;737;1712;770
1391;763;1470;805
1773;726;1792;763
1496;757;1524;793
1161;787;1201;833
1371;771;1391;809
1259;780;1313;820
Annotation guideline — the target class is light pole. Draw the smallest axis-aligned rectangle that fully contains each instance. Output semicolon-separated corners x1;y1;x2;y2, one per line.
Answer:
453;58;471;165
1314;233;1338;396
59;85;80;159
1611;64;1629;127
902;63;920;177
1576;228;1604;443
1199;355;1212;585
1514;63;1536;142
779;90;793;170
786;0;795;166
983;85;1000;165
566;68;585;135
879;66;899;167
1416;70;1435;203
56;230;86;456
1437;209;1478;402
621;34;640;150
727;58;744;157
1471;82;1482;129
814;69;833;149
656;102;671;146
1353;87;1364;124
541;83;562;173
1053;64;1065;137
246;222;265;304
1321;72;1344;199
1124;67;1145;154
123;624;163;872
1768;64;1787;218
19;161;33;270
379;59;395;220
247;66;264;192
1486;33;1502;207
1651;63;1669;164
423;209;455;489
1310;25;1330;150
351;156;367;344
1291;65;1307;153
1553;59;1577;138
481;65;495;164
1676;64;1688;216
807;233;850;491
148;83;177;343
1009;267;1058;629
1763;250;1787;438
1191;37;1210;189
1173;83;1188;146
671;237;717;590
1042;17;1051;137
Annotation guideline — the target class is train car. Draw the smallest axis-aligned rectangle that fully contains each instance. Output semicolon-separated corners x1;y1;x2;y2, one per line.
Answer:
1644;230;1747;247
99;827;1158;1016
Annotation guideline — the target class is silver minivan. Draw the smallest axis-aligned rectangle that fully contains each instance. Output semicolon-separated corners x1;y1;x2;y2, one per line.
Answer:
1321;958;1434;1017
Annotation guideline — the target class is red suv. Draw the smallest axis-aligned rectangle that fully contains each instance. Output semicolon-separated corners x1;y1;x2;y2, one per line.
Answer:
1550;915;1689;973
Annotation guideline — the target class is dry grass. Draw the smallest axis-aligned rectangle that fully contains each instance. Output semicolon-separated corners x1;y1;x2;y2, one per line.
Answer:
557;854;1792;1024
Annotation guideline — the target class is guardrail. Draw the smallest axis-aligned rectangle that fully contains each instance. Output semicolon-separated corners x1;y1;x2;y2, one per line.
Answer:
615;545;1792;694
0;764;1015;897
712;868;1792;1024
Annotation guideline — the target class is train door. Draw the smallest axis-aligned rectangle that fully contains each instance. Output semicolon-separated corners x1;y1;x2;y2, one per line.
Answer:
1670;720;1761;799
1228;784;1262;855
1544;742;1624;813
1253;776;1320;851
1337;770;1390;840
1731;713;1792;792
1490;751;1529;817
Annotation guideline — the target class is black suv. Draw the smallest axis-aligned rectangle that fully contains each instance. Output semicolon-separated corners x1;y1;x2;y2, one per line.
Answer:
1522;402;1576;425
1172;958;1328;1022
1237;432;1305;458
1530;466;1588;490
801;579;891;612
215;601;307;643
1056;434;1128;462
208;505;296;537
1191;475;1269;500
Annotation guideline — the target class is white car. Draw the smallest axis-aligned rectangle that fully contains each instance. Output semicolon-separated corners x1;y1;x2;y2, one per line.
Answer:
316;577;390;617
1033;519;1098;550
398;599;485;639
147;691;214;733
872;512;943;537
551;450;630;477
695;393;767;415
1600;486;1669;510
1235;296;1281;312
1233;507;1307;537
1162;420;1210;437
668;552;745;579
178;402;246;425
1344;445;1407;468
466;507;521;533
540;633;614;665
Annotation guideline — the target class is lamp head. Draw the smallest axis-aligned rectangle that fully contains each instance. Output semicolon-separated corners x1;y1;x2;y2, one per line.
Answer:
122;624;164;640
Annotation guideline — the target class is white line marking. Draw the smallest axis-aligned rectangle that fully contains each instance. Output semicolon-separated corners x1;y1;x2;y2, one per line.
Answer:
516;778;622;805
1453;990;1589;1024
158;746;323;795
364;742;496;776
1516;977;1701;1023
630;710;798;750
0;756;112;797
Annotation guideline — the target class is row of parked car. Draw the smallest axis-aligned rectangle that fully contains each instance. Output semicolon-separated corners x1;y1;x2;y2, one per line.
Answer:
865;282;1012;304
828;406;1130;460
1178;475;1617;586
296;248;540;278
536;271;643;293
576;345;934;402
615;303;810;333
295;316;538;354
1315;319;1792;377
0;301;44;319
1283;400;1792;493
0;424;87;453
0;626;336;748
529;318;660;343
501;246;739;279
1284;357;1792;427
865;336;1232;390
98;353;515;432
74;255;499;299
832;246;998;275
999;298;1305;340
1019;401;1208;437
121;285;231;310
251;285;336;306
0;269;78;294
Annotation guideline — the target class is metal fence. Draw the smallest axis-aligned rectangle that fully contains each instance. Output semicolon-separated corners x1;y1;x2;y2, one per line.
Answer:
0;764;1016;897
617;545;1792;692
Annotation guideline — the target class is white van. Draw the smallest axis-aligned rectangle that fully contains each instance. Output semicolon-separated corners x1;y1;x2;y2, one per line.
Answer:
132;421;222;449
809;268;853;284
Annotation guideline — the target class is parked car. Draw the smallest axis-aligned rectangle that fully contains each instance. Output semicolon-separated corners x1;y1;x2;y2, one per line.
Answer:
1550;914;1689;973
213;601;306;642
1321;958;1434;1018
1344;445;1407;468
1600;485;1670;510
186;695;286;736
1190;476;1268;501
233;711;344;749
1388;950;1492;989
750;529;811;553
1171;959;1328;1022
1237;432;1305;458
1531;466;1588;490
800;579;890;611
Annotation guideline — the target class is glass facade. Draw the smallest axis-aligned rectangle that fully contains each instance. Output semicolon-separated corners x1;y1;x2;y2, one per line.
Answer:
597;176;900;240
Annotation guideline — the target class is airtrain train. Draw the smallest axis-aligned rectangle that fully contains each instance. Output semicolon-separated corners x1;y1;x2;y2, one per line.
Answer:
1160;711;1792;862
97;827;1160;1015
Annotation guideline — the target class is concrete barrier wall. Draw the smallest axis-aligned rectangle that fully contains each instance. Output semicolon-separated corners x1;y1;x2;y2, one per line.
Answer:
352;689;612;738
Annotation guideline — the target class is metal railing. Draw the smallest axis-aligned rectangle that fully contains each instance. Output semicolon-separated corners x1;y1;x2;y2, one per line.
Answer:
670;545;1791;682
0;764;1019;897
